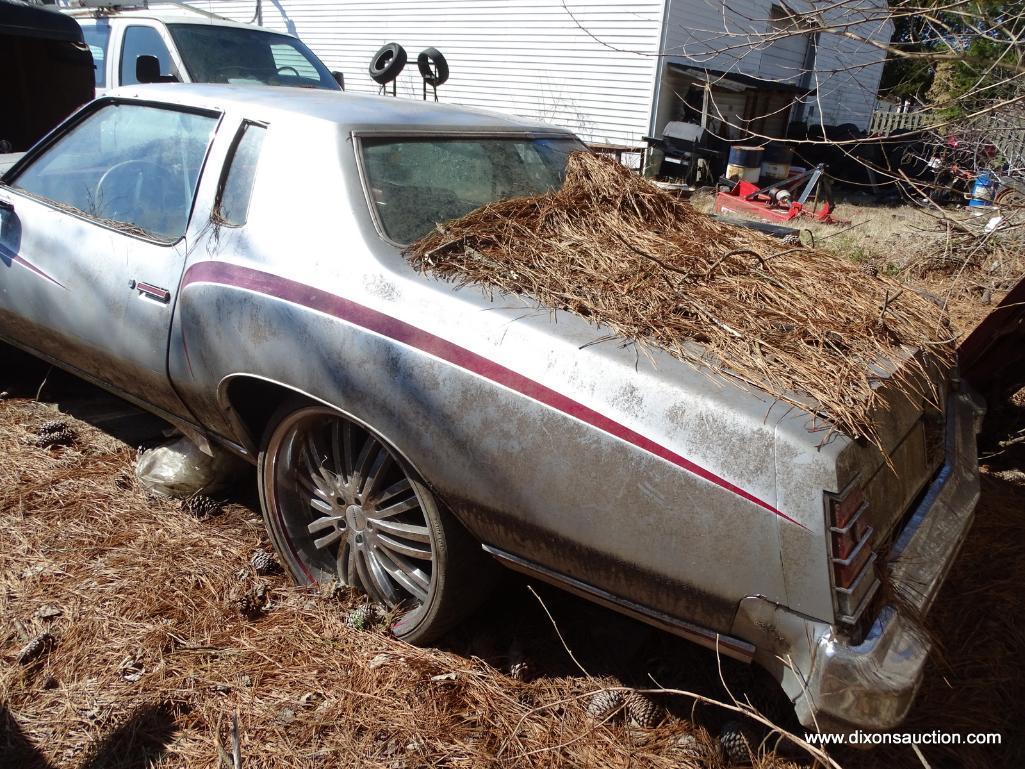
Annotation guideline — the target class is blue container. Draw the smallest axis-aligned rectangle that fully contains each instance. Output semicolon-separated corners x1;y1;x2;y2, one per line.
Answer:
727;146;764;167
969;170;996;207
726;145;764;183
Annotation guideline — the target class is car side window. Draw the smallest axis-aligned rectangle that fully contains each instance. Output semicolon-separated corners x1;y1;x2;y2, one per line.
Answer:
11;102;219;242
120;25;176;85
215;122;266;226
79;22;112;88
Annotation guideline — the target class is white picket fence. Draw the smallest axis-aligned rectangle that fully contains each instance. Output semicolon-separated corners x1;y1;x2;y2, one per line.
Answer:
868;109;936;135
869;107;1025;170
983;112;1025;172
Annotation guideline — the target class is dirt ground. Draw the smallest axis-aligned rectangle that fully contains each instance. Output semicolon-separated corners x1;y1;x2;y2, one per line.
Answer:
2;251;1023;768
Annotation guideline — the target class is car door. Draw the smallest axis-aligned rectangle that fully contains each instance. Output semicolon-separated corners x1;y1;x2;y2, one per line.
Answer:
0;98;220;418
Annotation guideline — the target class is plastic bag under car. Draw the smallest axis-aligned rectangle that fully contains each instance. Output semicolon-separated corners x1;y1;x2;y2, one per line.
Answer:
134;436;246;498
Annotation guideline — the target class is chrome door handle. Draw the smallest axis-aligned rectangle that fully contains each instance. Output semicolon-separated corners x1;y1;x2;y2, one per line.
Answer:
132;280;171;303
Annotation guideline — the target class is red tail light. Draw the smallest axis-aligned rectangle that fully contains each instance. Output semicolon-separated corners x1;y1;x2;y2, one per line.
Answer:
826;484;879;625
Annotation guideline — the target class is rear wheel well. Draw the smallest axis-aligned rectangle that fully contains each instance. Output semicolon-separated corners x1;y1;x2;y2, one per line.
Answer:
224;377;315;451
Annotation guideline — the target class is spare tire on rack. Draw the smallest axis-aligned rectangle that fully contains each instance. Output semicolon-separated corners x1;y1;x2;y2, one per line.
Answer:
369;43;407;84
417;47;449;87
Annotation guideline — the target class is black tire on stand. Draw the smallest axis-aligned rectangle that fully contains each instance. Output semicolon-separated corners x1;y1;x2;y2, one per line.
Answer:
417;47;449;87
368;43;407;84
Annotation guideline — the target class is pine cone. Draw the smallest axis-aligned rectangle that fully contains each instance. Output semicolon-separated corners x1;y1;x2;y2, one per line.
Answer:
250;549;279;575
624;691;662;728
586;689;625;721
37;420;69;435
670;733;708;762
180;495;222;519
719;721;755;765
18;632;55;665
781;233;801;245
236;586;267;620
34;427;76;448
345;604;383;631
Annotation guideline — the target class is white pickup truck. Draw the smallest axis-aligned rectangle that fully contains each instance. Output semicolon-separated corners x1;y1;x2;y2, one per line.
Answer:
65;2;343;95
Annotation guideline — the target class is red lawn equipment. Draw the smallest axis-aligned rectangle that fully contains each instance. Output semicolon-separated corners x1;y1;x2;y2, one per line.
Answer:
713;164;846;225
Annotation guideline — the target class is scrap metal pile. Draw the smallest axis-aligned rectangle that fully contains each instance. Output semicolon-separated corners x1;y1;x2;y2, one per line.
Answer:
408;152;954;445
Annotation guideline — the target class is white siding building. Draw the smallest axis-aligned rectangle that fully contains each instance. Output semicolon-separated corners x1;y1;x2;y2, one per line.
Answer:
171;0;891;147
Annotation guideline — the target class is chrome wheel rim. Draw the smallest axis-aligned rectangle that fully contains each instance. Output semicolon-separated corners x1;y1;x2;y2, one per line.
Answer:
268;409;435;622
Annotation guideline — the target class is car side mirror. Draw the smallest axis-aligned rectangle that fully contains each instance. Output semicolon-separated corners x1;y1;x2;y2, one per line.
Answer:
332;71;345;90
136;55;162;84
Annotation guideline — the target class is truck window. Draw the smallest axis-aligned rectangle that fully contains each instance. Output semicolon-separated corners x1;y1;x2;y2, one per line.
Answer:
79;22;111;87
166;23;337;90
270;44;319;80
120;25;176;86
11;102;218;242
215;122;267;226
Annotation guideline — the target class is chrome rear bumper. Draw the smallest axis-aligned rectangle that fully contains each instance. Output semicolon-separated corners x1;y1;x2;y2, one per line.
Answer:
736;386;983;732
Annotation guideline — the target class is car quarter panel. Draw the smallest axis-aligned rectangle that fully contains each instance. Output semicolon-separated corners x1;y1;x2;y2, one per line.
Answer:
168;116;804;632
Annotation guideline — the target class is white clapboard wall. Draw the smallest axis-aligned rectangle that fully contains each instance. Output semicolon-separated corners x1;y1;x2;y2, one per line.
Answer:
808;8;893;130
165;0;665;146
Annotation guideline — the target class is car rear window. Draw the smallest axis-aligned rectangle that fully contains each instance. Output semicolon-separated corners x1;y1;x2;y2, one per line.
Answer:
360;136;585;244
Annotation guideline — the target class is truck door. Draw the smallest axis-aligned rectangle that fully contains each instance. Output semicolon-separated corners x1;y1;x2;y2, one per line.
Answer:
0;99;220;419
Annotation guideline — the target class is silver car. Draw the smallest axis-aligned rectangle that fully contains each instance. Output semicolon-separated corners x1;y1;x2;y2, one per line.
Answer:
0;85;982;733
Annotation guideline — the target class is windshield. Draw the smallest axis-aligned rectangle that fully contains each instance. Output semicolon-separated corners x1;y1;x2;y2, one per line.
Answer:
361;136;586;244
166;24;338;90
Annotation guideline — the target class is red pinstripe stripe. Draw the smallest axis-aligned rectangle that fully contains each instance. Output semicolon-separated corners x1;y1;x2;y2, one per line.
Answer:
0;243;68;290
182;261;800;528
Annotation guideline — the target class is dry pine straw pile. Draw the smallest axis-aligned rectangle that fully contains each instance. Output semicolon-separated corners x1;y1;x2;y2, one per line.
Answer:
0;400;781;769
409;153;953;444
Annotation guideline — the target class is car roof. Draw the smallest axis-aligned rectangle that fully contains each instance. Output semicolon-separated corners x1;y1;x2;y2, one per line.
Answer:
107;84;576;135
65;6;275;34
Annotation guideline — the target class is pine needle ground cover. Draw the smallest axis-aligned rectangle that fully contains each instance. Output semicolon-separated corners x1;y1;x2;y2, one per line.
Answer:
409;153;954;445
2;373;1023;768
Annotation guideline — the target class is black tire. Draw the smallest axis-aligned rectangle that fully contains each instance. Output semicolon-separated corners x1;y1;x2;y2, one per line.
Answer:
996;186;1024;209
368;43;407;84
257;398;493;644
830;122;862;140
417;47;449;87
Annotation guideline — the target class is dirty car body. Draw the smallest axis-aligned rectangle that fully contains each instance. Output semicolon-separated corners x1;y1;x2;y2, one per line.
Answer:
0;85;982;733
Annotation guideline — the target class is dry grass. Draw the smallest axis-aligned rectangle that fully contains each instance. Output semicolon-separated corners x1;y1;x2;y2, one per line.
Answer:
408;153;954;448
0;396;812;769
691;188;1025;326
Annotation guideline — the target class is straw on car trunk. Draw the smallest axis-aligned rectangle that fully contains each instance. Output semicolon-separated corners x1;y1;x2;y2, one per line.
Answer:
407;152;954;448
